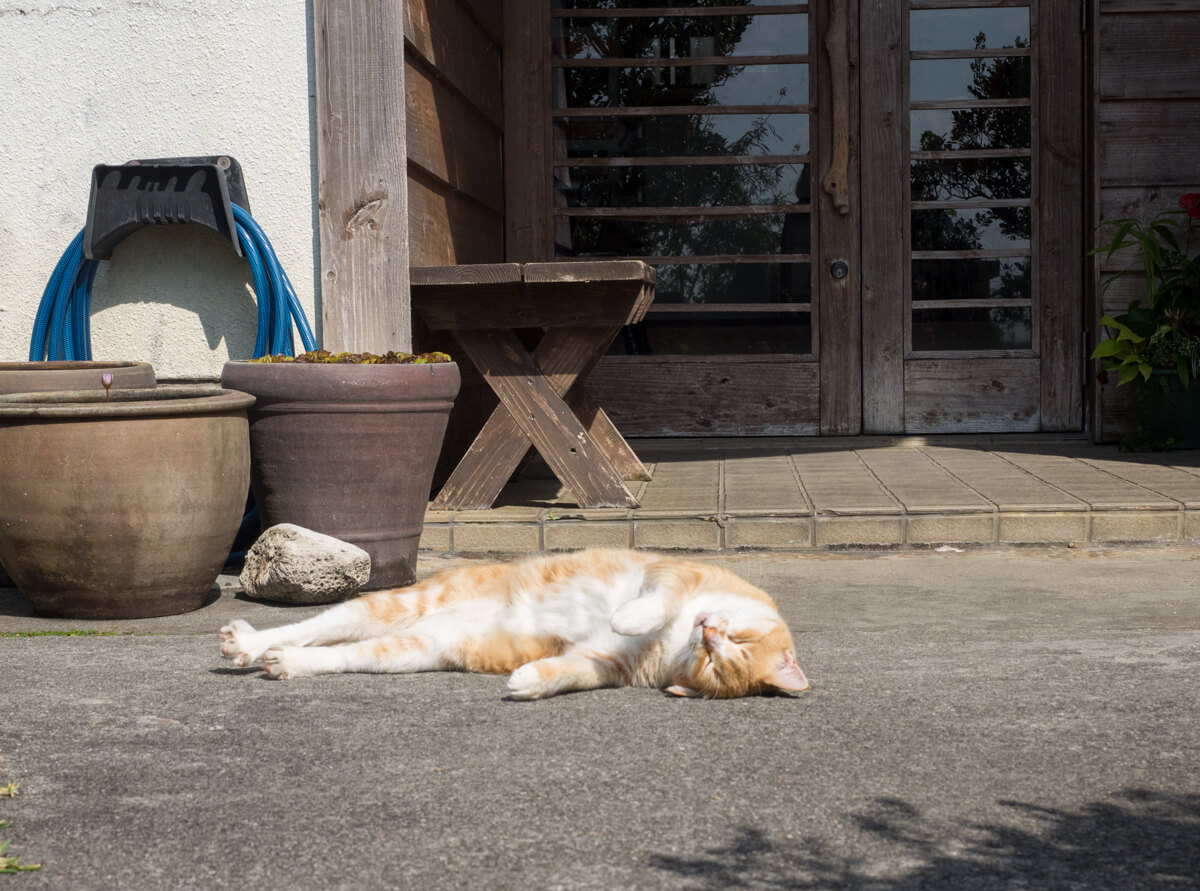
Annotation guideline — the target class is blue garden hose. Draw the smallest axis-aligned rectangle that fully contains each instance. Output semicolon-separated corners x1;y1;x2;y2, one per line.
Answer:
30;204;316;362
29;203;318;561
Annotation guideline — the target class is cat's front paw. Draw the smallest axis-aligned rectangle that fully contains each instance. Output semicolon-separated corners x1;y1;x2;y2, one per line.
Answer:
507;663;550;700
611;598;666;636
219;619;262;666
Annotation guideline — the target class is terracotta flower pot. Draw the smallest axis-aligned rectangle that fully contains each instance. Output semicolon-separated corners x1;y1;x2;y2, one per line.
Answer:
0;386;253;618
221;360;460;589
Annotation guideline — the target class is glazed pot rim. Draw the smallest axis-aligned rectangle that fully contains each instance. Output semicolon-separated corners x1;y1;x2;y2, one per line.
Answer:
0;360;153;372
0;385;254;418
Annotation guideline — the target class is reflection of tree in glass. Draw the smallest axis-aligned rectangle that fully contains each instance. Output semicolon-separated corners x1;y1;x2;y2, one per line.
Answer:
555;0;763;16
559;11;802;305
562;13;758;60
909;32;1032;346
567;124;791;302
911;34;1030;227
563;13;756;108
566;117;792;210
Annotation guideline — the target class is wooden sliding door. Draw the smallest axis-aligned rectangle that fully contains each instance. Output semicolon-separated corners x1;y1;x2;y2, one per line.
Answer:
861;0;1083;433
505;0;1083;435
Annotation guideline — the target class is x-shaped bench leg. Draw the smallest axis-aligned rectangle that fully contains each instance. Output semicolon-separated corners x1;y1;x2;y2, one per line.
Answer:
432;326;646;510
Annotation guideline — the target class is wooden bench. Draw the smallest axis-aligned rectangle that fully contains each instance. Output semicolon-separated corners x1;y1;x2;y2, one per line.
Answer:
411;261;656;510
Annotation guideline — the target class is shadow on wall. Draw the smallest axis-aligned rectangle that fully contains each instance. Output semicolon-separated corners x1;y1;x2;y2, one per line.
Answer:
647;790;1200;889
87;224;261;368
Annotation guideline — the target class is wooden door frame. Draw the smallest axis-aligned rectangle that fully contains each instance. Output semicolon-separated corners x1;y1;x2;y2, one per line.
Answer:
815;0;863;435
859;1;906;432
1036;0;1086;432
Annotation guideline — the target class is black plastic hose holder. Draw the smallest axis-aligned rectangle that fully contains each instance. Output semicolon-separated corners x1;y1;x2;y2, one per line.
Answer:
83;155;251;260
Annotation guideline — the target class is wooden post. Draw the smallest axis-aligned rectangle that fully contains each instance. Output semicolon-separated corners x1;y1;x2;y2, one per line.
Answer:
312;0;412;352
504;0;552;261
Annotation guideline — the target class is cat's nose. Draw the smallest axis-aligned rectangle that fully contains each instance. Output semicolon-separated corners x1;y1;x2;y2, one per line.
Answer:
694;613;711;628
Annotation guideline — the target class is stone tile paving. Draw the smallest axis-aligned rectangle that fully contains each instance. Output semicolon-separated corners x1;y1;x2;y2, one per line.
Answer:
420;438;1200;554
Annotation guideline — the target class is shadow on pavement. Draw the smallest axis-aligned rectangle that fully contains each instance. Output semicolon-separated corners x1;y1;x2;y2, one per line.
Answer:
647;789;1200;889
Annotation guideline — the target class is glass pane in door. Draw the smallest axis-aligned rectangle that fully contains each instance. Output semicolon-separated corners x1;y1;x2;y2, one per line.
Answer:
551;1;813;356
908;4;1034;355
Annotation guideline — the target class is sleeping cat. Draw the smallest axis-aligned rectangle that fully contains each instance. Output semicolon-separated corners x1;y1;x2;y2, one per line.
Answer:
218;548;809;700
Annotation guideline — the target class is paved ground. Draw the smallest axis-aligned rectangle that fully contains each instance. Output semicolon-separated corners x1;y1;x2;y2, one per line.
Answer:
2;547;1199;889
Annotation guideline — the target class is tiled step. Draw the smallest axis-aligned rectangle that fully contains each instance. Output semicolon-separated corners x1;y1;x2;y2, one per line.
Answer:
422;439;1200;554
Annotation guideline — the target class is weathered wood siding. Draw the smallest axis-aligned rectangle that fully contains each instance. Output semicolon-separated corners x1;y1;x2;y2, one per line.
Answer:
404;0;504;266
1093;0;1200;440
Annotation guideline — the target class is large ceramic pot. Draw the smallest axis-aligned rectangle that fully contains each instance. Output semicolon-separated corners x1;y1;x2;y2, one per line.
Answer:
221;360;460;589
0;361;156;590
0;360;155;396
0;386;253;618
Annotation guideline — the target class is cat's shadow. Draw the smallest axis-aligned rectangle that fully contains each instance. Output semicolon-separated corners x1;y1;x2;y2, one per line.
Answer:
208;665;265;678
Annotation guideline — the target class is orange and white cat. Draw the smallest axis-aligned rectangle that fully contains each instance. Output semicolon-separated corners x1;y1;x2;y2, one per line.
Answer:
218;548;809;700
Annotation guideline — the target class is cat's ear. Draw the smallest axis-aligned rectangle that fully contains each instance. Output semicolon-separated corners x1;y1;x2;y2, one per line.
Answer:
766;651;810;694
664;685;700;698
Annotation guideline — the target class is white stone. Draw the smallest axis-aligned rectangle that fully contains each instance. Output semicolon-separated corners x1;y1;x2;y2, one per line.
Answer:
240;524;371;605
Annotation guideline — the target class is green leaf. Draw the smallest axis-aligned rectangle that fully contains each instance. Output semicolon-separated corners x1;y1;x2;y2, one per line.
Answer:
1091;338;1126;359
0;837;41;873
1104;219;1136;252
1117;364;1141;385
1151;221;1182;253
1098;316;1144;343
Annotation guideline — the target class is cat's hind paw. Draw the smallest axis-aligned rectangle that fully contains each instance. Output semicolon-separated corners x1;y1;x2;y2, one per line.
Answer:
219;619;263;667
611;598;667;636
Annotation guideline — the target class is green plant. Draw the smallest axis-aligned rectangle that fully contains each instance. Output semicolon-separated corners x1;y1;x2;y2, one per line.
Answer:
0;781;40;873
1091;194;1200;387
0;837;40;873
250;350;452;365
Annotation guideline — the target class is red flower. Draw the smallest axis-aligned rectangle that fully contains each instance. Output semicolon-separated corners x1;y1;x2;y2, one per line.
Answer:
1179;193;1200;219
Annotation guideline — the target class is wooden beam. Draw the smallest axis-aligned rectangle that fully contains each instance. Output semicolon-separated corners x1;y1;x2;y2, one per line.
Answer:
504;0;553;261
1038;0;1085;432
859;0;907;433
313;0;412;352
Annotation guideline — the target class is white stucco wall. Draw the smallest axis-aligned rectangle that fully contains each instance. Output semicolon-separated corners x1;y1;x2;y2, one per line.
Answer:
0;0;318;380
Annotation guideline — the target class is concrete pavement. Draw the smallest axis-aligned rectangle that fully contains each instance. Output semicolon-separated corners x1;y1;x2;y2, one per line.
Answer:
1;547;1199;888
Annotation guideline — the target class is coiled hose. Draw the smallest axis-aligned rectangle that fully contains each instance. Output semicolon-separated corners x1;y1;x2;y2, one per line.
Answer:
30;204;316;361
28;204;318;560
